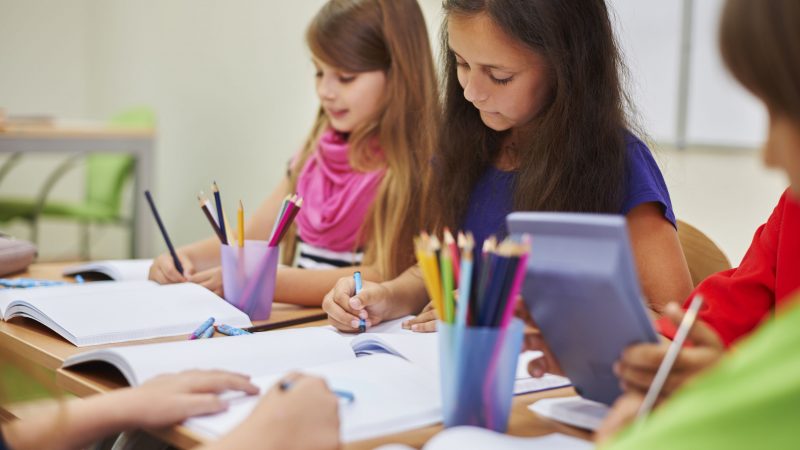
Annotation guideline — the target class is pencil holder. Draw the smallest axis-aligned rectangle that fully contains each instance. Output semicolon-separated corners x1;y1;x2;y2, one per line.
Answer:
438;318;524;432
220;240;279;321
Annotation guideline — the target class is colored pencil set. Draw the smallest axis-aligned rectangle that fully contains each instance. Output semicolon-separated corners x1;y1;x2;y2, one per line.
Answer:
414;229;531;329
195;182;303;248
267;194;304;247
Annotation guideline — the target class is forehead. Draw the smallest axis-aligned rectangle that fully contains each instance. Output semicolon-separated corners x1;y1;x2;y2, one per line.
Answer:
447;13;541;70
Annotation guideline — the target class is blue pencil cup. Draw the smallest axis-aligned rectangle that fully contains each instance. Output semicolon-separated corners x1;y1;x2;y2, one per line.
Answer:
438;318;524;432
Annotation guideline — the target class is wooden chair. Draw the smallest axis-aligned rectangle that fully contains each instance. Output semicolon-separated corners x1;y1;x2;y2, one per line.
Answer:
677;220;733;287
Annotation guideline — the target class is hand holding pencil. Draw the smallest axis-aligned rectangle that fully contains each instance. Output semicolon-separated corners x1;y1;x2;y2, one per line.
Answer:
322;275;394;333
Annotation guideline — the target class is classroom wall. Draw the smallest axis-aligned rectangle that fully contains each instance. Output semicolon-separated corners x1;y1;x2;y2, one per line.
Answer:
0;0;786;265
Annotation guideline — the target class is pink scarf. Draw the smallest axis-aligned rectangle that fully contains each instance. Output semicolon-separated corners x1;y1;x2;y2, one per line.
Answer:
295;129;385;253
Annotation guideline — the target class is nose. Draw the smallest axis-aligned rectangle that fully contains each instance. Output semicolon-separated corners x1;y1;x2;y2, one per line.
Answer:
317;74;337;101
462;72;489;104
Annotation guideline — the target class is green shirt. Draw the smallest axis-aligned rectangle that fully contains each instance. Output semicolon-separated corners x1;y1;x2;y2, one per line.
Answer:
605;298;800;450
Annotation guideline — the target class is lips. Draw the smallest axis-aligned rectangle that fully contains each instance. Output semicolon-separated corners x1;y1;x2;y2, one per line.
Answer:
326;108;348;119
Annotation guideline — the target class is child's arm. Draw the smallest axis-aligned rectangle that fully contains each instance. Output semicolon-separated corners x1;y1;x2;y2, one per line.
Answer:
323;265;429;332
149;178;291;285
2;370;257;450
627;202;694;315
274;264;383;306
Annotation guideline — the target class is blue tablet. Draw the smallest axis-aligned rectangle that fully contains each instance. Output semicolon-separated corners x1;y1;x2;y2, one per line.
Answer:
507;212;659;405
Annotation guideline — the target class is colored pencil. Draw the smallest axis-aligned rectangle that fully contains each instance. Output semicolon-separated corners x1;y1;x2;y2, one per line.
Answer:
637;295;705;421
238;200;245;248
198;194;224;242
144;190;184;275
212;182;228;245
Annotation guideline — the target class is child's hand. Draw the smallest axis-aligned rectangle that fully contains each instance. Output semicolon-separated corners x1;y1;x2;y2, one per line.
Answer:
120;370;259;428
613;302;723;396
514;297;563;377
189;267;224;297
208;373;340;450
595;391;645;444
149;251;195;284
322;276;392;332
402;302;437;332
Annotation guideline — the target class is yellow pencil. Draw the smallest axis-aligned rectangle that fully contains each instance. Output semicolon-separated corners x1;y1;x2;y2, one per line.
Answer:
237;200;244;248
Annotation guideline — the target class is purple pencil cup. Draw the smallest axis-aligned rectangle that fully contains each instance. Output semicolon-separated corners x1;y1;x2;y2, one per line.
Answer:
220;240;279;321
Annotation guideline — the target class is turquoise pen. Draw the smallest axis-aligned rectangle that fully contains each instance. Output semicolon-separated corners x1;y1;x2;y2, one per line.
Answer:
279;380;355;404
354;271;365;333
189;317;215;340
216;324;252;336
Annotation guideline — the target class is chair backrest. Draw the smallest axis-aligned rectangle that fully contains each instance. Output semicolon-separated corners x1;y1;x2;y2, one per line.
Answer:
85;107;155;214
677;220;732;287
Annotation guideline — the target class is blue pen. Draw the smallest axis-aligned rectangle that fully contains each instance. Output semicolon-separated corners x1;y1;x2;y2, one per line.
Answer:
279;380;355;404
216;324;252;336
189;317;215;340
354;271;366;333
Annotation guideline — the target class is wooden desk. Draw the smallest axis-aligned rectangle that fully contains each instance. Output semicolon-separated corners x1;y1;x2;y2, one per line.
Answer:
0;263;326;371
0;121;156;257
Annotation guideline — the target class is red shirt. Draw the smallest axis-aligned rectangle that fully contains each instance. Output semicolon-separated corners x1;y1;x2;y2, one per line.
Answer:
677;190;800;346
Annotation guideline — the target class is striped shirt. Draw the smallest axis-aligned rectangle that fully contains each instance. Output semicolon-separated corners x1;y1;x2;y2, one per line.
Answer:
296;239;364;269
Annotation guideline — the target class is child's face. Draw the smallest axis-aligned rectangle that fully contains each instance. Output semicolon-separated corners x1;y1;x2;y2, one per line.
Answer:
763;112;800;197
448;13;552;132
313;58;387;133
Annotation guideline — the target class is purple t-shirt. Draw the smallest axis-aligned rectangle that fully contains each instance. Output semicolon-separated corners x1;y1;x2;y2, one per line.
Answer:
461;133;676;246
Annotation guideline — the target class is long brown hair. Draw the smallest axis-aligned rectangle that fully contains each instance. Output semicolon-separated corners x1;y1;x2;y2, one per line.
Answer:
720;0;800;120
284;0;439;279
426;0;631;231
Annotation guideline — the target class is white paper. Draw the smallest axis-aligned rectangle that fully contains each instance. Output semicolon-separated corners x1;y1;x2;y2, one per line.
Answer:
421;427;593;450
528;396;610;431
62;259;153;281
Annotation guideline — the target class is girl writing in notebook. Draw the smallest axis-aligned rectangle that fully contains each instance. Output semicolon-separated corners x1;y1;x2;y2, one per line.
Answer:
323;0;693;332
149;0;439;305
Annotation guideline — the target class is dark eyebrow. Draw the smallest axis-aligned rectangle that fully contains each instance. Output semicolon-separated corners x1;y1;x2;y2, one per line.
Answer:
450;48;513;71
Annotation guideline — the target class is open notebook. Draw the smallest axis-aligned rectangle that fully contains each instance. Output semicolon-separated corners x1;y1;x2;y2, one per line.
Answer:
62;259;153;281
0;281;251;346
64;326;442;443
63;319;571;440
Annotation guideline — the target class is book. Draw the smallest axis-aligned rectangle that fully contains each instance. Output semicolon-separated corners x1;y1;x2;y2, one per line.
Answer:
62;259;153;281
373;427;593;450
0;281;251;346
64;325;442;443
63;319;572;441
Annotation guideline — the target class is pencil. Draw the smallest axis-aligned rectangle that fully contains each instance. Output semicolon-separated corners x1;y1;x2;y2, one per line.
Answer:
355;271;366;332
212;182;228;245
238;200;245;248
198;195;224;242
144;190;184;275
455;233;474;328
636;295;705;421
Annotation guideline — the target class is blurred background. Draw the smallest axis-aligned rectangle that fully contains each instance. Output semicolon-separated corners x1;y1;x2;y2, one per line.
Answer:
0;0;786;265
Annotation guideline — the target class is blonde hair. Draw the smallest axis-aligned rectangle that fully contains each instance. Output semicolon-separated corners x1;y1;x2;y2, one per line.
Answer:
283;0;440;279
